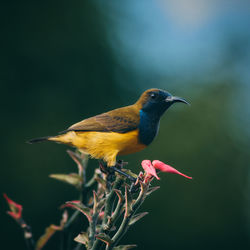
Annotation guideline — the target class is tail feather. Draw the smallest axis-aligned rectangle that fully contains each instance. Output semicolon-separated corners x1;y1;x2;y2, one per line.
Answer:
27;131;73;145
27;136;52;144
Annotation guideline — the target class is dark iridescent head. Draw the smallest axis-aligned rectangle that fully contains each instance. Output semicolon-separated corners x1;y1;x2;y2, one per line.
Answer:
136;88;189;116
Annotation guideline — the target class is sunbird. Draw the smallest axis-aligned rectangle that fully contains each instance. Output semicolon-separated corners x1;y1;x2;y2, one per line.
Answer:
28;89;189;167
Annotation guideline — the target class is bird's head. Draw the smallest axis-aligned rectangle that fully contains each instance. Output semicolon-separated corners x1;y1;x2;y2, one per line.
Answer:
136;88;189;116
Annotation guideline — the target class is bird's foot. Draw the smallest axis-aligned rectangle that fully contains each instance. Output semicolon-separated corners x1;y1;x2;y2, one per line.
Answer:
99;160;138;191
115;159;128;169
112;166;141;193
112;166;136;182
112;160;135;182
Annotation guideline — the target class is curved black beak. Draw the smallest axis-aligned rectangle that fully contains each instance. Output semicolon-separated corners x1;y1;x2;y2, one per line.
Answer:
166;96;190;105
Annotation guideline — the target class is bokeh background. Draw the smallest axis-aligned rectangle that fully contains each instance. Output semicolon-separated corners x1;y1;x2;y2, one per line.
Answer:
1;0;250;249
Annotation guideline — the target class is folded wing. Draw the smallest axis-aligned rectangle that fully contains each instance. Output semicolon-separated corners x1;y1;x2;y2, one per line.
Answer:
65;106;140;134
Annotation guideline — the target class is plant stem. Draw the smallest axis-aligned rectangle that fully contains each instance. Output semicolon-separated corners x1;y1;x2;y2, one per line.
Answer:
85;175;97;189
91;176;123;250
18;219;35;250
64;211;80;231
108;182;149;249
107;214;130;250
88;213;98;249
102;177;123;227
104;197;124;234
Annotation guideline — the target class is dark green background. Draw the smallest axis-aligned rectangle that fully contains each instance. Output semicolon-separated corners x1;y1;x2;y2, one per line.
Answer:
1;1;250;249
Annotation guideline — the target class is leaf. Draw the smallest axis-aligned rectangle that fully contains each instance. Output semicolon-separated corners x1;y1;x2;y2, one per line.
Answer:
146;186;160;196
125;186;133;217
139;181;147;194
114;189;124;203
49;173;83;189
95;175;106;189
60;210;68;227
35;225;56;250
74;232;89;246
113;244;137;250
97;197;106;211
61;201;92;222
3;193;23;220
95;233;113;246
93;191;98;213
35;211;68;250
67;150;88;177
129;212;148;226
132;181;148;211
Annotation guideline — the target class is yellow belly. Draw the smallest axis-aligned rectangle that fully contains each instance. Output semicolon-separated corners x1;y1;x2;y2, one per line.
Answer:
49;129;146;166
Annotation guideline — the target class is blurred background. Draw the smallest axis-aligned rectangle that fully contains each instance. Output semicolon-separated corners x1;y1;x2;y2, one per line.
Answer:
1;0;250;249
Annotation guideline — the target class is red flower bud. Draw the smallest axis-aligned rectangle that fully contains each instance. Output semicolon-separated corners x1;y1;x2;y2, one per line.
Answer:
152;160;192;179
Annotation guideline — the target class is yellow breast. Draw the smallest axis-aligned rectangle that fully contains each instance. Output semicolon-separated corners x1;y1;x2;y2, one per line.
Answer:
50;129;146;166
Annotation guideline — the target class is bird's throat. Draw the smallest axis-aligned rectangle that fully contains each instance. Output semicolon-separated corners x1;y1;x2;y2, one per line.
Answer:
138;110;160;145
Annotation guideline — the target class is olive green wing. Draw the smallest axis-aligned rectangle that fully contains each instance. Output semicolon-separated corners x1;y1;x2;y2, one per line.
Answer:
65;106;140;133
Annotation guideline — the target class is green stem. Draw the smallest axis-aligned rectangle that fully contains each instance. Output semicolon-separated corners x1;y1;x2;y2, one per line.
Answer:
85;174;97;189
108;183;149;249
102;195;124;236
21;222;35;250
91;176;124;250
107;214;130;250
102;177;123;227
132;183;148;213
107;199;124;232
88;213;98;249
64;155;93;250
62;210;81;250
64;211;80;231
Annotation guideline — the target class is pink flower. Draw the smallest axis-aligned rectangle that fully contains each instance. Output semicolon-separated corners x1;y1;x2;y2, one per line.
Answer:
141;160;192;182
3;193;23;220
152;160;192;179
141;160;160;181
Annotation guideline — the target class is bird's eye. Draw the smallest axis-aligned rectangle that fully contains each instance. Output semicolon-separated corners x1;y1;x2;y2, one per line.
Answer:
150;93;157;99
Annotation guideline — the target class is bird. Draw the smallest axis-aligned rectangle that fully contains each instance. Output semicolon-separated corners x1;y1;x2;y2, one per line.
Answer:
28;88;189;167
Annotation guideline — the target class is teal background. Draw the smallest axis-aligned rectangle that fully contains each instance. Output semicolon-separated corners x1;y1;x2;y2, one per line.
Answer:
1;0;250;249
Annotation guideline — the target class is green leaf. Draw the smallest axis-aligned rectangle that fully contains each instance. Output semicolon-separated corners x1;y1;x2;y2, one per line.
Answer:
49;173;83;189
93;191;98;213
35;225;56;250
113;244;137;249
95;233;113;246
97;197;106;211
62;201;92;222
67;150;88;176
114;189;124;203
74;232;89;246
146;186;160;196
35;211;68;250
139;181;148;194
129;212;148;226
125;186;133;217
95;175;106;189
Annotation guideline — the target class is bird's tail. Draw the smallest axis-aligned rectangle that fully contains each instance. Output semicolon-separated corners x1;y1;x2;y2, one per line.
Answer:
27;136;53;144
27;132;73;145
